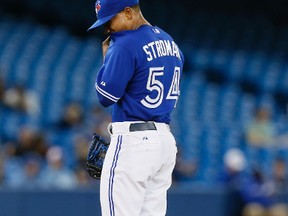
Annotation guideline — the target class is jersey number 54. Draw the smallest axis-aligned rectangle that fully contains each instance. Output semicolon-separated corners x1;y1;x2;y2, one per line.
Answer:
141;66;181;109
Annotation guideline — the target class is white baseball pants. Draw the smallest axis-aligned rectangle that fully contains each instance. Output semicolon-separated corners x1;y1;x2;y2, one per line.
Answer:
100;121;177;216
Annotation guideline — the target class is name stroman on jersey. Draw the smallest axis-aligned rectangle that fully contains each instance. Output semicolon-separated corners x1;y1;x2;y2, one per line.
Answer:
143;39;182;61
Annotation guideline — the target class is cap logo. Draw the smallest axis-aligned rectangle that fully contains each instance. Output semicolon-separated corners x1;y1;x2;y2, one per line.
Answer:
95;0;101;15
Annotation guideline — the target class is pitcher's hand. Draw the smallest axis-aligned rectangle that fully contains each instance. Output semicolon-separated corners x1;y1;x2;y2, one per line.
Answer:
102;36;111;59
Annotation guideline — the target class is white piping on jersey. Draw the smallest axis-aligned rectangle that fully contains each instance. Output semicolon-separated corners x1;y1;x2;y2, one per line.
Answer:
95;83;120;102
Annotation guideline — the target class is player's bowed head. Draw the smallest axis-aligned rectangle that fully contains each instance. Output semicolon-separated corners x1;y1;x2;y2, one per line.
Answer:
88;0;150;58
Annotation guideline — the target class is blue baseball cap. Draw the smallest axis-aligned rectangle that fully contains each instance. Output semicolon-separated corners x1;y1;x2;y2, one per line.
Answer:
88;0;139;31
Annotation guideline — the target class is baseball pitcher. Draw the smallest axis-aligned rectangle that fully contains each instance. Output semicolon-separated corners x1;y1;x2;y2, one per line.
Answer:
87;0;184;215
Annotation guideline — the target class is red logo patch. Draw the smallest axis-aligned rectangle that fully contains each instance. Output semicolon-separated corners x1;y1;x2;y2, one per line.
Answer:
95;0;101;14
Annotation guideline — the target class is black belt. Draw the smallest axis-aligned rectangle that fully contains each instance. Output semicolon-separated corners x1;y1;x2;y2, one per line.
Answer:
129;122;157;132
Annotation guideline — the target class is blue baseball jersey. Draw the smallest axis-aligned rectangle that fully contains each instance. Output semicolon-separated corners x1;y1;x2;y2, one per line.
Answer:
95;25;184;124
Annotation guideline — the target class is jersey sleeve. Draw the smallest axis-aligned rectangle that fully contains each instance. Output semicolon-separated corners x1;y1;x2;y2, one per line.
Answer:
95;45;135;107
